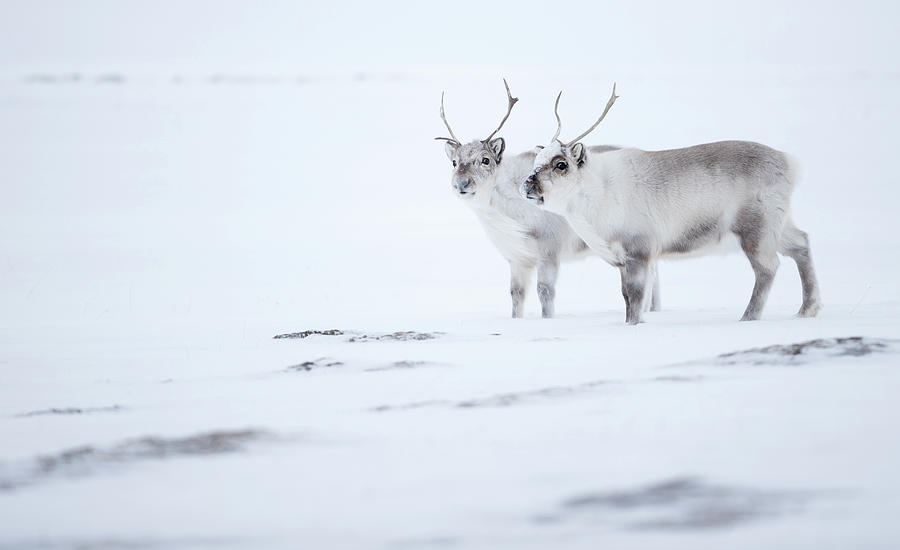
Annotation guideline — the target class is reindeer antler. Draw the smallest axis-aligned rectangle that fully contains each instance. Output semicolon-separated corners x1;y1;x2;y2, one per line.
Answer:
483;78;519;142
435;91;460;144
550;91;563;144
565;83;618;146
435;79;520;145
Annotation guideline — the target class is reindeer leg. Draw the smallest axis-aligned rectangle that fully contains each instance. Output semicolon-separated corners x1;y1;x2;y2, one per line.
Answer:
644;260;661;312
738;221;780;321
779;221;822;317
537;258;559;318
509;263;534;319
623;250;651;325
618;266;630;312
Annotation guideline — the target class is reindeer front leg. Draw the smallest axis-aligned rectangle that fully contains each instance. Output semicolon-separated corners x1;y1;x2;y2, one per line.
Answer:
645;260;661;312
509;263;534;318
537;258;559;318
623;250;651;325
618;266;630;311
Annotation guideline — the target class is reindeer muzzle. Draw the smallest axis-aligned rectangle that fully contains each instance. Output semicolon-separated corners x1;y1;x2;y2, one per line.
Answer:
522;175;544;203
454;178;475;195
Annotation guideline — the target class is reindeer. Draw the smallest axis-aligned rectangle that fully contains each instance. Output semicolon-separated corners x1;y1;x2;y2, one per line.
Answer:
437;80;660;318
521;84;821;324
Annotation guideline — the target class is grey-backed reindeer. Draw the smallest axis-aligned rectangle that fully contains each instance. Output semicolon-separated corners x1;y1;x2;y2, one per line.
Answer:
521;84;821;324
437;80;660;318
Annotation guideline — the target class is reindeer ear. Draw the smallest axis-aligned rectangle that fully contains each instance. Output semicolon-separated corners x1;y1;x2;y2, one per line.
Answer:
488;137;505;162
534;145;544;153
571;143;586;167
444;140;459;160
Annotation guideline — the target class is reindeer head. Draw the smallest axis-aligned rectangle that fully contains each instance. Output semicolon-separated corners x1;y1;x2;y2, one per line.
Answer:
521;84;618;211
437;79;518;204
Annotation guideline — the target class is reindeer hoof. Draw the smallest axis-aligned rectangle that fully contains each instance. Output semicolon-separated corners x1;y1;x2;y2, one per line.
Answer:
797;302;823;318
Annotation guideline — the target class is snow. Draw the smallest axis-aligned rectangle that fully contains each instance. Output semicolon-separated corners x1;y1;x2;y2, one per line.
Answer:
2;1;900;548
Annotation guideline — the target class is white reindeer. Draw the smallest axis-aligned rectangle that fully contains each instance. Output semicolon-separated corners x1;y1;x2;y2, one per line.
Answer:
437;80;660;318
521;84;821;324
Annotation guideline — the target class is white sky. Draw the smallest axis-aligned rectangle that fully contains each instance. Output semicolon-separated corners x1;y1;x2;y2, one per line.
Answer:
0;0;897;73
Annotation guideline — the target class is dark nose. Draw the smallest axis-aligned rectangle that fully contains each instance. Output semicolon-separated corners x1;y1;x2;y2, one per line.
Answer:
454;178;474;194
523;175;542;198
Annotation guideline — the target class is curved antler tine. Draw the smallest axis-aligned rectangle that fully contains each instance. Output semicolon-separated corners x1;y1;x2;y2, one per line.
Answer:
439;91;460;144
434;137;461;145
483;78;519;142
550;91;563;144
566;83;618;147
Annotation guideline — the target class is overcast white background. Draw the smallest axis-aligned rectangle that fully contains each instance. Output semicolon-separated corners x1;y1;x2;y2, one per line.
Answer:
1;2;899;549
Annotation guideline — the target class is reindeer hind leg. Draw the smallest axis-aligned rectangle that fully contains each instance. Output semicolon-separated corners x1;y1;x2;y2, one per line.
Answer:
736;211;780;321
779;221;822;317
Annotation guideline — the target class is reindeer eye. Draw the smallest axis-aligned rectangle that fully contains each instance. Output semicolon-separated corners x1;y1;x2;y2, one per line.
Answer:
482;158;490;165
555;161;568;171
452;160;457;167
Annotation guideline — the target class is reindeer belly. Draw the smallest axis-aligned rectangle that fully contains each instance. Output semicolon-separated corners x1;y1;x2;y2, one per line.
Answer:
658;212;741;258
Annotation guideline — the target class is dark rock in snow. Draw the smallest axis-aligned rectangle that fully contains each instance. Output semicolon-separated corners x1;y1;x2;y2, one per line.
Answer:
286;358;344;372
273;329;442;342
14;405;124;418
273;329;344;339
0;429;274;493
347;331;442;342
372;380;611;412
365;360;432;372
548;477;825;531
716;336;895;366
2;535;245;549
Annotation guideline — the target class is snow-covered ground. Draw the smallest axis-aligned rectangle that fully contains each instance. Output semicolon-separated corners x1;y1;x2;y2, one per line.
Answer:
2;2;900;549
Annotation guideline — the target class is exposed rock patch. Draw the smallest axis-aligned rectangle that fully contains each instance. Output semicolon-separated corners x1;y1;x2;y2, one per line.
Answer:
14;405;125;418
543;477;819;530
365;360;433;372
285;358;343;372
273;329;343;339
372;380;610;412
716;337;895;366
0;429;274;493
348;331;442;343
